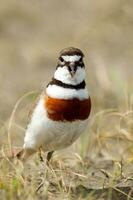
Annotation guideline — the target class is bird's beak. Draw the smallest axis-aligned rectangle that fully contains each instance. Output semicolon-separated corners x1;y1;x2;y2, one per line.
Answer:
69;62;76;77
70;70;75;77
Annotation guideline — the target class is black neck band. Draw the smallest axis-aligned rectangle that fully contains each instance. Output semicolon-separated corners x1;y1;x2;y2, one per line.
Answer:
47;78;86;90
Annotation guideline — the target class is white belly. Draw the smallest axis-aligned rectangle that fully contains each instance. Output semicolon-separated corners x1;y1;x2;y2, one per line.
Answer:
24;98;89;152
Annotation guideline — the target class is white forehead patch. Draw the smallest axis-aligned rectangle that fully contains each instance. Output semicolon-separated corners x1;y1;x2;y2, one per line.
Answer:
62;55;81;62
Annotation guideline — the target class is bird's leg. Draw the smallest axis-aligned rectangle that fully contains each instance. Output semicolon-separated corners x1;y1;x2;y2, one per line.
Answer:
16;148;36;162
38;148;44;162
46;151;54;165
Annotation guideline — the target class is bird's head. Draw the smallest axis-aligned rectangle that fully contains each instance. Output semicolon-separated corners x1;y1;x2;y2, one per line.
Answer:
54;47;85;85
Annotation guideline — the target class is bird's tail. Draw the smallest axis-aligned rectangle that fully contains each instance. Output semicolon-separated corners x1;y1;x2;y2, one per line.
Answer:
15;148;36;162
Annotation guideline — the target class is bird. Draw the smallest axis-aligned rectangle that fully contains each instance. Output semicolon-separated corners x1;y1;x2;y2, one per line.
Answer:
16;47;91;162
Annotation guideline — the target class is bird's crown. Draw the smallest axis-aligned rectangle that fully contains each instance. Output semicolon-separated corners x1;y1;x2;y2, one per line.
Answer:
59;47;84;57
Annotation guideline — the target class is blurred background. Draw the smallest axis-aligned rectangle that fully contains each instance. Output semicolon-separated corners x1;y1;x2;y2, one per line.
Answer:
0;0;133;161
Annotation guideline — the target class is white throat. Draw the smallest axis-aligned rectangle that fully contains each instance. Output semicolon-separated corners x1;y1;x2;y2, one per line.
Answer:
54;66;85;85
46;66;88;100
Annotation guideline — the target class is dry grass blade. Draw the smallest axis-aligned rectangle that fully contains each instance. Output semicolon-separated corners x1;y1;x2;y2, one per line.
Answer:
7;91;37;156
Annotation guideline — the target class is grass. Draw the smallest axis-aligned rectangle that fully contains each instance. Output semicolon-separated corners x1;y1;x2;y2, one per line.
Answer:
0;90;133;199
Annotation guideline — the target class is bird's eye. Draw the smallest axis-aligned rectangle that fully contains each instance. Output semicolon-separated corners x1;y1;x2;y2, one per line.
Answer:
79;57;83;62
60;57;64;62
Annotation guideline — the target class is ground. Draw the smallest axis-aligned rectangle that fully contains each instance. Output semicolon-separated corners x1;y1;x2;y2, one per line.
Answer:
0;0;133;199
